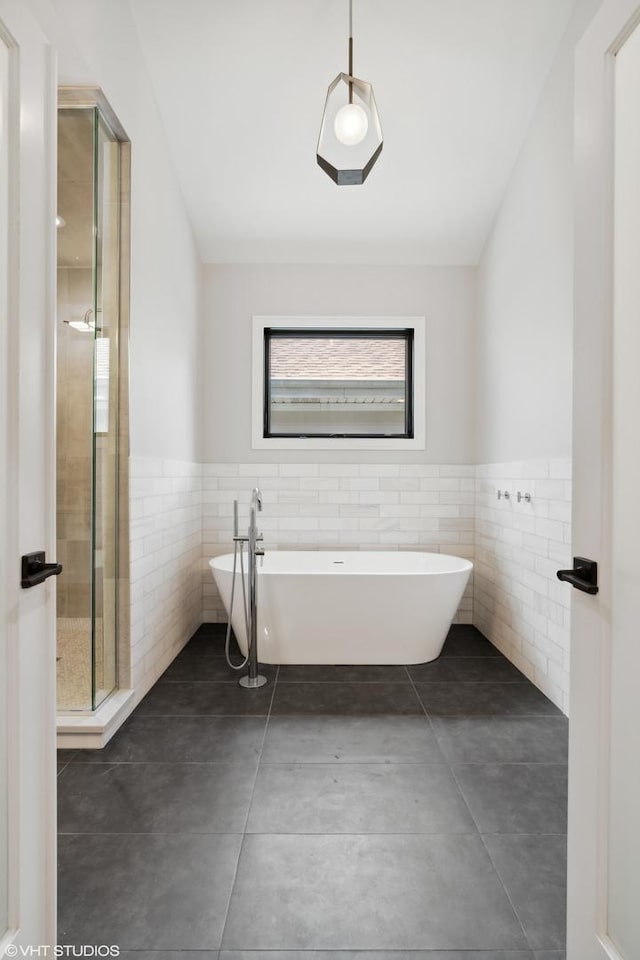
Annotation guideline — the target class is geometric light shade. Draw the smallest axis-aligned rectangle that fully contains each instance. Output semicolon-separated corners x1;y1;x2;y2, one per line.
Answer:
316;72;383;185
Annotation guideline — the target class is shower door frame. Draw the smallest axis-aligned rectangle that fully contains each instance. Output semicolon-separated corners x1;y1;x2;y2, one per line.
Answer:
56;87;132;743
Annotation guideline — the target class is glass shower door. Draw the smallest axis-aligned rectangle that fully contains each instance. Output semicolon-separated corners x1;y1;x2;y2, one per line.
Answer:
56;106;97;711
91;112;120;709
56;104;121;711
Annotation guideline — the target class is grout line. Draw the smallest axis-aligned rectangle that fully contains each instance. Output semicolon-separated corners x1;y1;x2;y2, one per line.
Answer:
80;950;531;956
58;829;568;838
159;679;412;685
65;758;567;767
133;714;273;719
130;712;563;719
403;666;447;764
217;663;279;950
448;753;536;951
406;663;534;950
77;708;565;721
475;826;536;951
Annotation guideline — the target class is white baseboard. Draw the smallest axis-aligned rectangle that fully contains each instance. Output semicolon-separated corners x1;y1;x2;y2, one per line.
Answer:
56;689;136;749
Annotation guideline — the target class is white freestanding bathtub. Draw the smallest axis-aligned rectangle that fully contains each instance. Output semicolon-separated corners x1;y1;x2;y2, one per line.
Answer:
209;551;472;665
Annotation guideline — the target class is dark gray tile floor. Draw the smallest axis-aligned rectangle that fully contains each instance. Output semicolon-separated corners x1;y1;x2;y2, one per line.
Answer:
58;623;568;956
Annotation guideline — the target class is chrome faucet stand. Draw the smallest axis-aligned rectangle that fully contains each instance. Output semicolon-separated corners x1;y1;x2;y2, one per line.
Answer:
234;490;268;690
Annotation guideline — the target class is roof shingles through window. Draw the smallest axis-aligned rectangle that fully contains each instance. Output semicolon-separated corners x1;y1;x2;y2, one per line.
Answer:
269;337;406;380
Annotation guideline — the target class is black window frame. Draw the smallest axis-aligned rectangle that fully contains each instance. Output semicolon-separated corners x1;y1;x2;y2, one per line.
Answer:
263;327;415;440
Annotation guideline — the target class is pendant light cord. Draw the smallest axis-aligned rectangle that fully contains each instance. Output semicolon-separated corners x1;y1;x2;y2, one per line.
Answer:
348;0;353;102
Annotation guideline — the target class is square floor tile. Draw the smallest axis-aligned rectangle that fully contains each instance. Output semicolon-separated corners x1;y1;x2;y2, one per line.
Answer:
189;622;227;639
261;716;444;764
416;682;562;716
59;833;242;948
160;655;277;683
221;834;527;950
137;681;273;716
77;716;266;763
277;664;409;682
447;625;489;639
57;750;77;776
271;681;423;716
183;628;238;656
246;763;475;834
219;953;534;960
118;953;217;960
431;716;569;763
453;763;568;835
58;762;257;834
441;631;501;658
484;834;567;950
409;658;527;683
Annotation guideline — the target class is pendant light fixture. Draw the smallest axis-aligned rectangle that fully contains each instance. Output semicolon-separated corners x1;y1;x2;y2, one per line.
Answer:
316;0;383;185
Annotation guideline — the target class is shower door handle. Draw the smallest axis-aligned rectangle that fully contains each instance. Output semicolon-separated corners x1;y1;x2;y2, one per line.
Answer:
21;551;63;589
556;557;598;595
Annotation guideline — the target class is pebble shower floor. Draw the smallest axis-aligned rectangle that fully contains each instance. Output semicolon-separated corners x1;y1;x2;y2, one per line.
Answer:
57;623;567;957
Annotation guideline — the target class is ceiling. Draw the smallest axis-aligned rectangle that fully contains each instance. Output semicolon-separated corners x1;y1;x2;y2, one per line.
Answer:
128;0;575;265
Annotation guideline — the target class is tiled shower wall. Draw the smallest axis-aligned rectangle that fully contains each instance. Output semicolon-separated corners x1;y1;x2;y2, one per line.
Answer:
129;457;202;700
56;267;94;618
201;463;476;625
474;459;572;714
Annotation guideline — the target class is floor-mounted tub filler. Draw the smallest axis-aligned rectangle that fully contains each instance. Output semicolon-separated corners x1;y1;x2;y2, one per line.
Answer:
210;548;472;665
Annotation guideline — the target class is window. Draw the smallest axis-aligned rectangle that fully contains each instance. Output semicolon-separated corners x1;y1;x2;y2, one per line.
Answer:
252;317;426;450
263;328;413;439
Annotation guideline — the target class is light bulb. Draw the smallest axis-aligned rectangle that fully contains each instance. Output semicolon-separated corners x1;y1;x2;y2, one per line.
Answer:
334;102;368;146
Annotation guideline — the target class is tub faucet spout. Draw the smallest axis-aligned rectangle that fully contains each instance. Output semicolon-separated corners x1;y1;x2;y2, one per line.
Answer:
251;486;263;514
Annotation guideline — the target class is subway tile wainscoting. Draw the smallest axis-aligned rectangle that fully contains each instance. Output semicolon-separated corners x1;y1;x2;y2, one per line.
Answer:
129;457;203;701
474;460;573;714
201;462;476;625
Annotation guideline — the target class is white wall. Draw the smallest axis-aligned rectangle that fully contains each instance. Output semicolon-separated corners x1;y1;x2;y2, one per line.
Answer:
472;0;603;715
203;264;475;465
29;0;203;463
475;0;602;464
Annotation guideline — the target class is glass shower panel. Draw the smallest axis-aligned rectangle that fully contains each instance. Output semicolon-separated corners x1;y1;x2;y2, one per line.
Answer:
92;114;120;709
56;104;120;712
56;108;96;711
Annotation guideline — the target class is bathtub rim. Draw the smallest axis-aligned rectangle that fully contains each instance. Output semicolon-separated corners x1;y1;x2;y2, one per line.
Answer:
208;550;473;577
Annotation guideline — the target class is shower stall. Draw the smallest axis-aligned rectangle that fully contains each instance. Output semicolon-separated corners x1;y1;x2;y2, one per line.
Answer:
56;89;130;716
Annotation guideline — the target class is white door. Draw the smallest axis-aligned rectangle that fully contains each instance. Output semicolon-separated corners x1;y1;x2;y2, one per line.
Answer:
569;1;640;958
0;0;57;951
